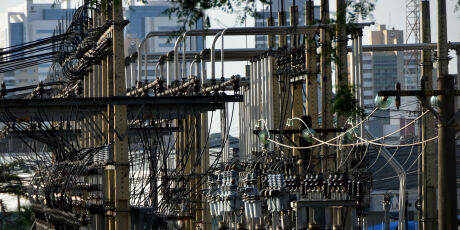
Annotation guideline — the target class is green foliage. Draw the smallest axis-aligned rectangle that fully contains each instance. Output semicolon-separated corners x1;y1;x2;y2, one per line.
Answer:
165;0;378;30
346;0;376;23
0;160;26;197
332;85;364;119
165;0;270;31
456;0;460;12
0;206;35;230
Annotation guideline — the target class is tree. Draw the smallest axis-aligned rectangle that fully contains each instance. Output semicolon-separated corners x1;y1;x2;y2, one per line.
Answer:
0;160;25;196
0;160;34;230
166;0;377;30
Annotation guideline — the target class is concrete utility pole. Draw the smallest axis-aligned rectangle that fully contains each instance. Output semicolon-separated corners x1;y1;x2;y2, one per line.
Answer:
320;0;334;173
335;0;348;128
305;0;318;128
436;0;457;229
112;0;130;229
267;15;281;132
104;2;116;229
305;0;320;174
291;5;303;156
335;0;348;173
334;3;349;229
419;1;437;230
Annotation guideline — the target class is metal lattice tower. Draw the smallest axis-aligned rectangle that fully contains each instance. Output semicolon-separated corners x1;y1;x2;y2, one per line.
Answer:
405;0;421;88
406;0;421;44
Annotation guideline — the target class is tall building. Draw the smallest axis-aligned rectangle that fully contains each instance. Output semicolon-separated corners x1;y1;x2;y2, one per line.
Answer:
353;25;425;142
124;0;204;81
0;0;75;89
254;1;320;48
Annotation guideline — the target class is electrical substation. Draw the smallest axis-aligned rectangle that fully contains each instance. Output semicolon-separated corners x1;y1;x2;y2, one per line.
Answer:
0;0;459;229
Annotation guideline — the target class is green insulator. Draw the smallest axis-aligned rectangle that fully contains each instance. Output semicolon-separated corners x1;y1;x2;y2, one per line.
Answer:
258;130;271;145
430;95;439;108
346;127;360;141
302;127;316;142
374;95;394;110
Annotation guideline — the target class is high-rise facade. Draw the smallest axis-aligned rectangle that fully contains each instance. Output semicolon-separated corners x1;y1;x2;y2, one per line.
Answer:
124;0;204;81
354;25;423;142
0;0;203;87
0;0;75;89
254;1;320;48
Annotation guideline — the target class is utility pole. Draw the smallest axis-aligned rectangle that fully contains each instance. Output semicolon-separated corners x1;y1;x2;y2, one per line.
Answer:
436;0;457;229
112;0;130;229
104;2;116;229
320;0;334;173
335;3;349;229
305;0;320;173
267;12;280;133
336;0;348;128
305;0;318;128
291;5;303;157
419;1;437;230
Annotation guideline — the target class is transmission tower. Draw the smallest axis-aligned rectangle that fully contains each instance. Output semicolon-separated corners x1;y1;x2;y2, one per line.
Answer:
405;0;421;88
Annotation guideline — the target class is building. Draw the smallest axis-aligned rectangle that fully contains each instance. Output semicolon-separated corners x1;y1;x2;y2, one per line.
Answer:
124;0;204;81
353;25;422;142
0;0;75;89
254;0;320;48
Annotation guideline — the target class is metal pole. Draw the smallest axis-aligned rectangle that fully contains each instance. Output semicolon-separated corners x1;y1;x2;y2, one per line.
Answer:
383;193;391;230
144;41;148;82
457;49;460;108
183;32;189;80
262;56;267;128
364;129;407;229
358;32;364;138
437;0;457;229
130;59;136;89
265;57;271;131
173;33;185;82
125;64;131;90
256;58;262;151
211;31;224;83
250;60;255;155
167;53;174;88
420;1;437;229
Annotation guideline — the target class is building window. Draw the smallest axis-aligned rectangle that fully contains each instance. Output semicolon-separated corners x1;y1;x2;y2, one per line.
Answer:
363;69;372;73
36;30;55;34
159;43;175;48
255;36;266;42
158;26;180;31
4;80;15;85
